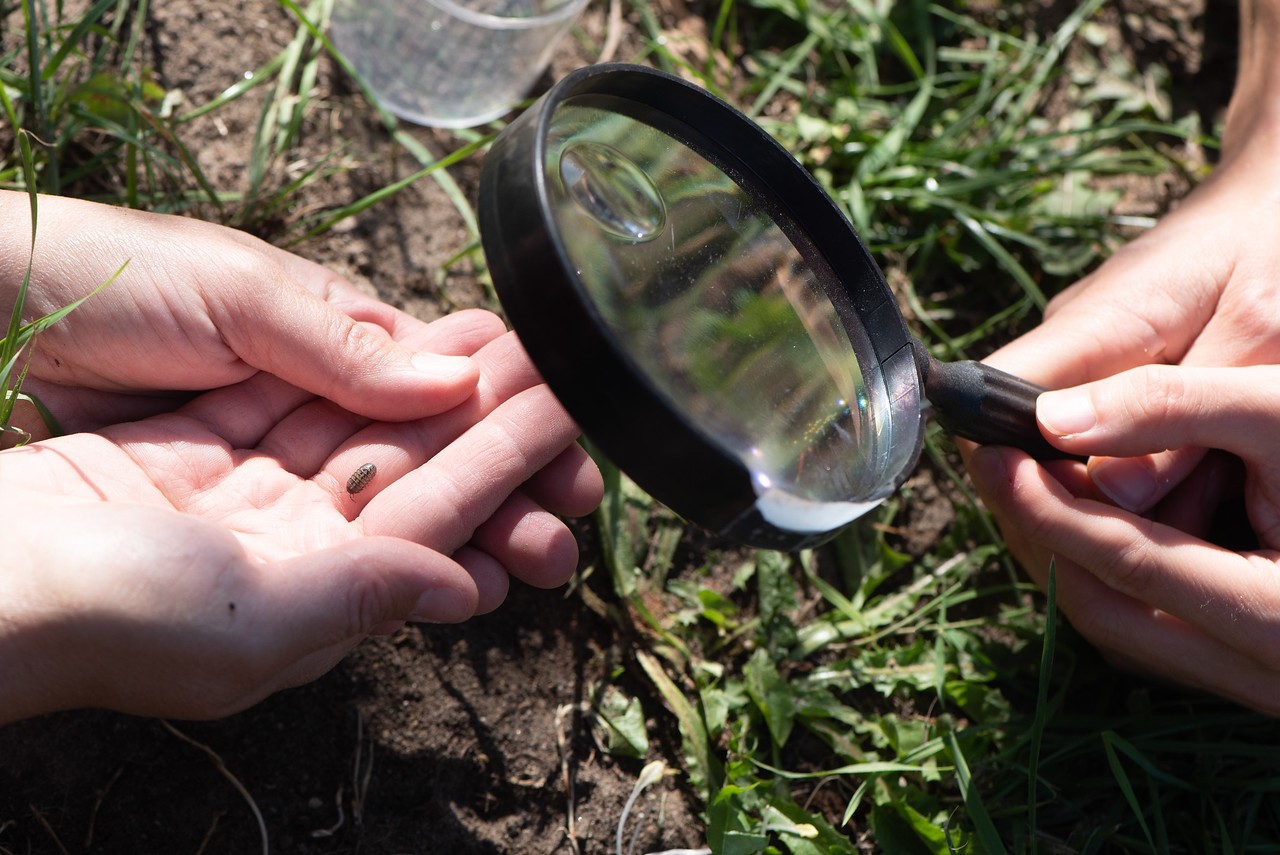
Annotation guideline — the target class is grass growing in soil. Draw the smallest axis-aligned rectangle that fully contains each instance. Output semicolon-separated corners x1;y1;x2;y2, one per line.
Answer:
5;0;1280;852
577;3;1280;852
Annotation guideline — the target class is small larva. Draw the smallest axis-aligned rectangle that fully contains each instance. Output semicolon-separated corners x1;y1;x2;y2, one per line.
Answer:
346;462;377;495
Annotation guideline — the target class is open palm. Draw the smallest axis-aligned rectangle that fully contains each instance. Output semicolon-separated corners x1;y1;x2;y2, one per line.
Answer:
1;331;600;722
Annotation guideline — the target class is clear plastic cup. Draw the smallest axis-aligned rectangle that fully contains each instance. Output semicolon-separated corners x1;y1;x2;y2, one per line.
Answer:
330;0;589;129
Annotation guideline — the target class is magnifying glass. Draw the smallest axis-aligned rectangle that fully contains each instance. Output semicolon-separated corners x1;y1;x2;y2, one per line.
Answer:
478;63;1069;551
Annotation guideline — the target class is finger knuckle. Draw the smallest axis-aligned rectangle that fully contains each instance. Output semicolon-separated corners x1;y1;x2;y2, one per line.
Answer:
1217;278;1280;348
336;318;380;374
1060;584;1130;654
213;241;267;281
455;307;507;337
1104;526;1161;596
1008;478;1060;547
1127;364;1190;427
347;573;400;634
1249;483;1280;549
425;468;480;549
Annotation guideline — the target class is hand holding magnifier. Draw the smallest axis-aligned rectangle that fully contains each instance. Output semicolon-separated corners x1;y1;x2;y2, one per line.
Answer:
479;63;1071;550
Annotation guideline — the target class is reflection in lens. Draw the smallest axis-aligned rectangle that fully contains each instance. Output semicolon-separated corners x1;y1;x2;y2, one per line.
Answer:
560;141;666;241
545;102;897;513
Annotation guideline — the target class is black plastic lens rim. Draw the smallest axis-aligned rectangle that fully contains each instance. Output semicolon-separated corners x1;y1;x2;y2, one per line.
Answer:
478;63;926;551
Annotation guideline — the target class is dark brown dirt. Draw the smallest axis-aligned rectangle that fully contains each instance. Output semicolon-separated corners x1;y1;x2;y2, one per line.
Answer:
0;1;1228;853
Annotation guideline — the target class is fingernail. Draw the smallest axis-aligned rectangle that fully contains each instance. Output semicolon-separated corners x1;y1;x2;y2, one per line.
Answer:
1090;457;1157;512
1037;388;1096;437
409;588;472;623
410;352;473;380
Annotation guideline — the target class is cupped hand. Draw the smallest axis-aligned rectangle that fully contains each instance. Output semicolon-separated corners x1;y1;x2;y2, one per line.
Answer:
1;191;479;437
982;111;1280;512
967;364;1280;714
0;327;603;722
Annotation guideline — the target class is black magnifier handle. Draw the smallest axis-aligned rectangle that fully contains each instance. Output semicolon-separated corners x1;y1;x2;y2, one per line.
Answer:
914;345;1083;461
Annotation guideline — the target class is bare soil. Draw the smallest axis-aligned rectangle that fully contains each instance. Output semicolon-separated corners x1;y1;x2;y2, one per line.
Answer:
0;1;1230;852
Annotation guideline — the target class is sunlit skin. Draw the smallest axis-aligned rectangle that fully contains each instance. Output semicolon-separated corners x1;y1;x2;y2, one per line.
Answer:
0;192;603;723
962;0;1280;714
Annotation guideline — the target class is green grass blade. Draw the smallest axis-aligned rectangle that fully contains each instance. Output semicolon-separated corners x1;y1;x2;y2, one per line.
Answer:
20;0;56;192
275;0;400;132
855;73;933;183
289;136;490;242
1004;0;1107;136
245;9;309;209
176;52;287;124
1026;560;1057;846
20;261;126;338
37;0;118;84
1101;731;1157;850
952;209;1047;309
3;132;39;360
0;355;33;430
394;128;480;237
945;728;1007;855
637;650;718;793
747;31;820;118
12;389;62;437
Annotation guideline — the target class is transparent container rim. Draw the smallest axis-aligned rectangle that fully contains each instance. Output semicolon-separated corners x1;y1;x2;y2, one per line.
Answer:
424;0;590;29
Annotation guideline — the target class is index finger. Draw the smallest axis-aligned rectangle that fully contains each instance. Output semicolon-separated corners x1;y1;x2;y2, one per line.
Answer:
362;385;580;555
1037;365;1280;468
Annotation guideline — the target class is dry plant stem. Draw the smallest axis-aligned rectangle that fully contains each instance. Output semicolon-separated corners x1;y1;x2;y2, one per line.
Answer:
83;765;125;849
556;702;580;855
309;787;345;838
194;812;226;855
616;760;665;855
598;0;623;64
28;804;69;855
351;710;374;825
160;720;269;855
307;710;376;839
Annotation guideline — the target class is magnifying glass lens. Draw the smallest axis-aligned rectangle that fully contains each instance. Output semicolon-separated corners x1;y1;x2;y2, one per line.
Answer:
481;65;1060;548
543;101;898;516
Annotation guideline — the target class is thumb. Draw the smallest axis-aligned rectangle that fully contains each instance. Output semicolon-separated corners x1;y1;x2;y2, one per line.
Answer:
262;538;480;658
984;230;1223;388
220;286;479;421
205;538;481;710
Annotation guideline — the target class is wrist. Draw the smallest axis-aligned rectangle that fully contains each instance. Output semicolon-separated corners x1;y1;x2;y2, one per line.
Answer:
1223;0;1280;155
0;500;84;724
0;615;67;725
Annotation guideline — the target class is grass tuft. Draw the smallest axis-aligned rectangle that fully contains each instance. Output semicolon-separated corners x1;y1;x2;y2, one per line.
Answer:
578;3;1272;853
